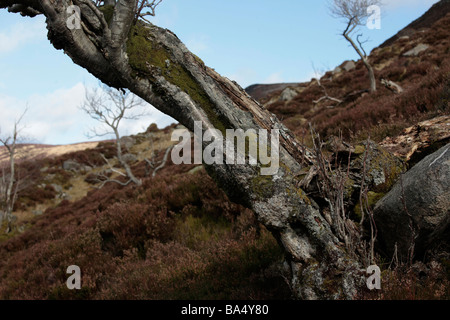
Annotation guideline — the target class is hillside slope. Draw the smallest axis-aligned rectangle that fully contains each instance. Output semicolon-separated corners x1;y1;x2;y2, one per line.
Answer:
0;142;102;167
0;2;449;300
0;124;290;299
247;1;449;151
380;0;450;48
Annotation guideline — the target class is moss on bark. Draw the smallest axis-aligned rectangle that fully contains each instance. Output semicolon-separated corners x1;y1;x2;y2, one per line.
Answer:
126;23;230;134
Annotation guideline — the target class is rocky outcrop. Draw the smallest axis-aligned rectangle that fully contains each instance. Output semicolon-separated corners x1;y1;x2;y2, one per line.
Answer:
279;87;298;102
403;43;430;57
303;140;406;219
342;60;356;72
119;136;136;151
333;60;356;75
121;153;138;164
374;144;450;260
62;160;93;173
351;140;406;193
62;160;82;172
245;83;301;102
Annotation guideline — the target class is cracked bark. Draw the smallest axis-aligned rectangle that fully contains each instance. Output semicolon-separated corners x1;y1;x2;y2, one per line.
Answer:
0;0;366;299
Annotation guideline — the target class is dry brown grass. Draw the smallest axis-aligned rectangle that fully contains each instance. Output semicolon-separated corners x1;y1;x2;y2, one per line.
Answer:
0;124;290;300
0;142;100;167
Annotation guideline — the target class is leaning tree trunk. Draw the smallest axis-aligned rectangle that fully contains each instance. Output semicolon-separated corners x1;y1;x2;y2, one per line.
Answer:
343;32;377;93
0;0;367;299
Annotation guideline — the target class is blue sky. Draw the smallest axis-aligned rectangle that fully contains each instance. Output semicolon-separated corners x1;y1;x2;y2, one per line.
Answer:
0;0;439;145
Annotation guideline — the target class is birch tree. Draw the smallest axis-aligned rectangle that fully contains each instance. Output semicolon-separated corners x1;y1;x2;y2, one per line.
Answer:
81;84;145;186
0;109;27;233
329;0;381;93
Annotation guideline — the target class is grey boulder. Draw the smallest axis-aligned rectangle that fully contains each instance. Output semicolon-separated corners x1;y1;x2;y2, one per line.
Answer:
374;144;450;260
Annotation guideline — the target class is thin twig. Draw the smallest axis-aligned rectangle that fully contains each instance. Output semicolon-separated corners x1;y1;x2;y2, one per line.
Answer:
399;174;417;265
152;146;172;177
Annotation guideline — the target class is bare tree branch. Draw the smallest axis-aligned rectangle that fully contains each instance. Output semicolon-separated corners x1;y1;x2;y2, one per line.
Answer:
0;108;28;233
75;0;110;31
81;84;144;186
356;33;369;57
134;0;162;23
329;0;381;93
311;64;343;106
148;146;172;177
100;153;127;177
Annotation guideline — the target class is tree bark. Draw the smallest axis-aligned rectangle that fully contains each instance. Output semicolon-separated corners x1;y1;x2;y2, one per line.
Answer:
114;128;142;186
0;120;22;233
343;33;377;93
365;58;377;93
0;0;366;299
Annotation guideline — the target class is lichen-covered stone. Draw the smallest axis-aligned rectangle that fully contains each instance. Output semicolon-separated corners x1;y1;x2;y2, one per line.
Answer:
350;140;406;194
374;143;450;260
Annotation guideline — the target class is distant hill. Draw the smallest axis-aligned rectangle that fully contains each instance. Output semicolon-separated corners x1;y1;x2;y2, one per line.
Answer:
380;0;450;48
245;83;301;102
0;141;102;166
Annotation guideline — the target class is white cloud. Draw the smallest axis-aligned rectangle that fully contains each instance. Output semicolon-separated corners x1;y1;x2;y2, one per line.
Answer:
0;84;175;145
0;84;91;144
0;18;46;54
226;68;259;89
263;72;285;84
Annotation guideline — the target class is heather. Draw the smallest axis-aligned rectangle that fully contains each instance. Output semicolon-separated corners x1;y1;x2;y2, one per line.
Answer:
0;149;290;299
265;12;450;145
0;4;449;301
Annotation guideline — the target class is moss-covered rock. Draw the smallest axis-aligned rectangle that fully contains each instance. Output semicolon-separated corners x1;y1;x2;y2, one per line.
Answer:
251;175;274;201
351;140;406;194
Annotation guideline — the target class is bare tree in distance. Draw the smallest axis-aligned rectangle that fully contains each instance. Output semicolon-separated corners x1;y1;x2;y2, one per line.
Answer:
81;84;146;186
311;62;343;107
329;0;381;93
144;145;173;178
0;108;27;233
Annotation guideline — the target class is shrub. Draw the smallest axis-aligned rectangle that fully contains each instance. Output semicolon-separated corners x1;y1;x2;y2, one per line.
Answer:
0;162;288;300
97;202;175;258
